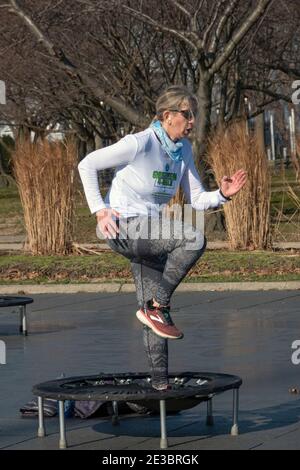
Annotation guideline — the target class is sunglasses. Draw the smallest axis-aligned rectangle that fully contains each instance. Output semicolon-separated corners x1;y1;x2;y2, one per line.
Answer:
169;108;195;121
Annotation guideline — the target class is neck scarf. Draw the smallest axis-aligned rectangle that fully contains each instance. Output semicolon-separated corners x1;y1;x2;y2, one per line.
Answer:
150;120;183;162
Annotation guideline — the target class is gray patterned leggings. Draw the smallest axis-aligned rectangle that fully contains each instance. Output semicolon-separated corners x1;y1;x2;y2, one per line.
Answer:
107;215;206;387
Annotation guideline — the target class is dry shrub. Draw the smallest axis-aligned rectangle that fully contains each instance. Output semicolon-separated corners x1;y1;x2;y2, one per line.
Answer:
12;138;77;254
167;186;185;221
207;122;271;249
295;136;300;182
288;183;300;211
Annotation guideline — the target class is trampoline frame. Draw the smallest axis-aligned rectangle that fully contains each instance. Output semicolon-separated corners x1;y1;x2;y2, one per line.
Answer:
0;296;33;336
33;372;242;449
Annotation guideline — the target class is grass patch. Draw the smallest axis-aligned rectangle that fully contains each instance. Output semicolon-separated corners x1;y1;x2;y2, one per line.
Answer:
0;186;22;216
0;250;299;284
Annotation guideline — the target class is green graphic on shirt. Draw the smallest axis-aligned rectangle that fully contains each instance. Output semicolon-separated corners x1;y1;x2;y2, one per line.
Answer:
152;171;177;187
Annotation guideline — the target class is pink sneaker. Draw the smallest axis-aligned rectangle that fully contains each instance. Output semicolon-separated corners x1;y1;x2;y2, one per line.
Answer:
136;302;183;340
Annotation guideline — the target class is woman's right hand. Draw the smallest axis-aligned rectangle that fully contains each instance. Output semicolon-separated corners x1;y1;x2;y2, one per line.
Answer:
96;208;120;239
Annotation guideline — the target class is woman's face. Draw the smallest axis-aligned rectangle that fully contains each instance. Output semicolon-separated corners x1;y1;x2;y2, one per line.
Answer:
162;101;196;141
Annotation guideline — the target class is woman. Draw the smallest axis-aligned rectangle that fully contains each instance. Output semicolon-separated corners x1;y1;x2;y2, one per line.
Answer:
78;85;247;390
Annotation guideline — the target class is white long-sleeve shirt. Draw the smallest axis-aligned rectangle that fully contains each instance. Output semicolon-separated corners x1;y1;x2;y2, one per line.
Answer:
78;127;228;217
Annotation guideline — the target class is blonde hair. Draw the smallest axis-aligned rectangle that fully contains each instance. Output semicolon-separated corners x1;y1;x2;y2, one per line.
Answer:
155;85;198;121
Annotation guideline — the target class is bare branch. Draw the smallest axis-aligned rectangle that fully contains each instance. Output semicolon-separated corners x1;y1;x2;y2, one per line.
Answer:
39;0;64;17
267;63;300;80
4;0;147;127
203;0;226;48
208;0;274;77
209;0;239;53
190;0;205;35
122;4;198;52
7;0;57;58
248;99;277;119
194;0;205;19
167;0;192;19
242;85;292;103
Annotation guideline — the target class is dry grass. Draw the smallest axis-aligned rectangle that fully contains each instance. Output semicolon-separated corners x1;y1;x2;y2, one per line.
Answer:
295;136;300;182
288;183;300;211
207;122;271;249
273;182;300;242
12;138;77;254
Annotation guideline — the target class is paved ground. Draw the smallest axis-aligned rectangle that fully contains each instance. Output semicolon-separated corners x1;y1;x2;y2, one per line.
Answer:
1;291;300;450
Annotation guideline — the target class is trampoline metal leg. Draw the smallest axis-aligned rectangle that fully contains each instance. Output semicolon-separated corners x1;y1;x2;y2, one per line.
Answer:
23;305;28;336
206;398;214;426
231;388;239;436
112;400;119;425
160;400;168;449
19;305;27;336
58;401;67;449
19;306;23;334
37;397;46;437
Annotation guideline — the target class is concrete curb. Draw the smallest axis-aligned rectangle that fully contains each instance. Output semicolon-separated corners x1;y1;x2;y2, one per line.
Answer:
0;281;300;295
1;241;300;251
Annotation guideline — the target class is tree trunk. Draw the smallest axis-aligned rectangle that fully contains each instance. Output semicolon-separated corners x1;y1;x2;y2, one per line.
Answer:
232;79;243;118
13;125;31;142
0;137;15;187
255;112;266;155
86;134;96;155
77;138;86;161
76;132;96;161
0;152;10;187
195;74;213;158
95;134;103;150
218;71;229;126
195;74;226;239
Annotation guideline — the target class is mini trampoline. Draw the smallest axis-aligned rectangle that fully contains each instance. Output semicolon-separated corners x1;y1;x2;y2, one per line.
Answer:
33;371;242;449
0;296;33;335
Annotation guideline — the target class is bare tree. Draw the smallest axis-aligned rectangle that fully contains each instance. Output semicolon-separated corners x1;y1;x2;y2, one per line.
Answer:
1;0;299;160
2;1;275;145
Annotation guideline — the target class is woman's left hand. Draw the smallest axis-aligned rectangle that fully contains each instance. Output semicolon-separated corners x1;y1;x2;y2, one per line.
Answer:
220;169;247;198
